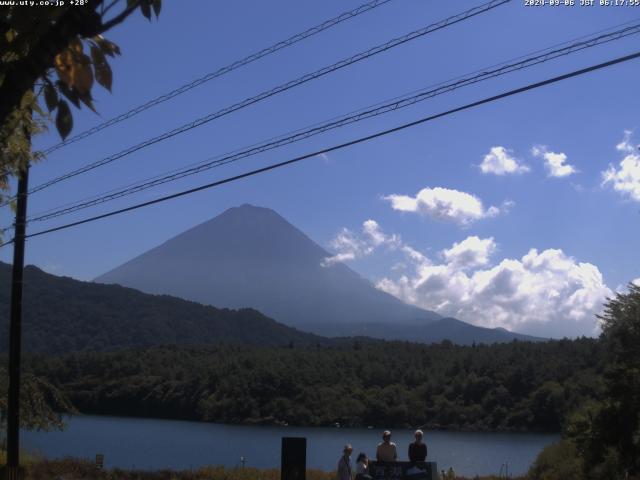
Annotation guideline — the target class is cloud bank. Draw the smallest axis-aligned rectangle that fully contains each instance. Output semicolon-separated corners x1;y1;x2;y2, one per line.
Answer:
325;221;611;338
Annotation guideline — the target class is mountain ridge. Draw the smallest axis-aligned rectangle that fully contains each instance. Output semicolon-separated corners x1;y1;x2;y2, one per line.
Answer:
0;261;336;353
95;204;541;344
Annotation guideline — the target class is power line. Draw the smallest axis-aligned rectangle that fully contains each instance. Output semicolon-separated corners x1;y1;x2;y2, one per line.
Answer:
20;0;511;200
0;237;14;248
21;21;640;225
17;50;640;243
40;0;395;155
23;17;640;224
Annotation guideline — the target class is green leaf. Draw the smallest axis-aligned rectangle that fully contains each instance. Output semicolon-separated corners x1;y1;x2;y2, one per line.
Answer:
44;83;58;112
90;45;112;92
140;0;151;20
55;100;73;140
152;0;161;17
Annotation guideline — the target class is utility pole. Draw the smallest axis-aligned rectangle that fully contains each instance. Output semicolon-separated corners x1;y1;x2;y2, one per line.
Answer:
5;150;30;480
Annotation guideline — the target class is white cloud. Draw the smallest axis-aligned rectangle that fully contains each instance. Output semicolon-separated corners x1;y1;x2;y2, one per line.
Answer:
532;146;577;178
378;241;611;337
325;220;611;337
383;186;509;226
322;228;372;266
480;146;530;175
602;132;640;202
322;220;398;266
616;130;637;153
442;236;496;269
317;153;330;164
363;219;400;248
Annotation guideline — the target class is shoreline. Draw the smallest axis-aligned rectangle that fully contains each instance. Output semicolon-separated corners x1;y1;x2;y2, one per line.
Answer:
56;412;561;435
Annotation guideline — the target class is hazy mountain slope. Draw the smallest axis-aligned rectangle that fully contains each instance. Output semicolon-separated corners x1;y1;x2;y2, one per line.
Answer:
95;204;440;331
304;318;544;343
94;204;542;344
0;262;329;354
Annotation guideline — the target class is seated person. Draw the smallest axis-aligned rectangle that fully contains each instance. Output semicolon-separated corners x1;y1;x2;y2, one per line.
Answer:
408;429;427;462
355;452;372;480
376;430;398;462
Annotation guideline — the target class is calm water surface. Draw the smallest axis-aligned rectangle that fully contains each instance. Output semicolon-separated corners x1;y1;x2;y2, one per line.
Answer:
22;415;558;477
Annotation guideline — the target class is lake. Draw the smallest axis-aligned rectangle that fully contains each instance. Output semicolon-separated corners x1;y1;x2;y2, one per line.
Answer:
22;415;558;477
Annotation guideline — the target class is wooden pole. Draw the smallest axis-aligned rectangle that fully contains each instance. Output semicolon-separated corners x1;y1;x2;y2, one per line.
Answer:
5;160;30;480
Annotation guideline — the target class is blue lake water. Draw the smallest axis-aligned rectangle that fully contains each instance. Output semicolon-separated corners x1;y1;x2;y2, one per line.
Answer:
22;415;558;477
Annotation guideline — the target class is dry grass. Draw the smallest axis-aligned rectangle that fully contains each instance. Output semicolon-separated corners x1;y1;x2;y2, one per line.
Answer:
10;458;336;480
0;455;524;480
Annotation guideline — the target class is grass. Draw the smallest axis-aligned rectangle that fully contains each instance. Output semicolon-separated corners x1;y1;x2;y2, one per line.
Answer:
0;453;525;480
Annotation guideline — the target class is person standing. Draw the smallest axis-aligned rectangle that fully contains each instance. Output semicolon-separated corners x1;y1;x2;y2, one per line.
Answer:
337;444;353;480
408;429;428;462
375;430;398;462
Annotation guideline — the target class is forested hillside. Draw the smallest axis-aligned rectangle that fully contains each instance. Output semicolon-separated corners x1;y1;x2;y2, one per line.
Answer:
27;338;604;432
0;262;330;353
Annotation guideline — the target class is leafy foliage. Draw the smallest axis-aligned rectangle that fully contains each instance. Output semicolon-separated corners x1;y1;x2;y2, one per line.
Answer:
0;0;161;212
527;439;583;480
528;284;640;479
0;365;76;434
25;338;605;432
563;284;640;479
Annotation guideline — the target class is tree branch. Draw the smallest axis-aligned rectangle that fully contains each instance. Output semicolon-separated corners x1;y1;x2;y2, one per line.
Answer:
0;2;138;128
97;1;140;34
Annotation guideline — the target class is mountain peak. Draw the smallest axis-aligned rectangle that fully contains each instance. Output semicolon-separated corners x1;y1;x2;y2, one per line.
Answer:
207;203;296;231
95;205;439;332
226;203;277;215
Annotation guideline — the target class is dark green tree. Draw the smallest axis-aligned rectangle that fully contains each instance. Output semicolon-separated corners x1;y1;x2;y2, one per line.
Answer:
568;283;640;479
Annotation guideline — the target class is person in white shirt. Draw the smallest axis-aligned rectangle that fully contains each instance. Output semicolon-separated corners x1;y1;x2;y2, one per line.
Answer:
355;452;371;480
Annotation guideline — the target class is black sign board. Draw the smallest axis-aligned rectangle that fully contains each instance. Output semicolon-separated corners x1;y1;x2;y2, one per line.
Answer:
281;437;306;480
369;461;438;480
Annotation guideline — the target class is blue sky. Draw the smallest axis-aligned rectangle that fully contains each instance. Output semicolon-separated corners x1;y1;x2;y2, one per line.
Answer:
2;0;640;337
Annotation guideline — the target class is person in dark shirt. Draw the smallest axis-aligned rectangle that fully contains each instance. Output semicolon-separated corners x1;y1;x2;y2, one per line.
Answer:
408;429;427;462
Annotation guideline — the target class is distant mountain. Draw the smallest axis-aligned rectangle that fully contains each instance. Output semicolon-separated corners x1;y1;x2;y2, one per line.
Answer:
313;318;543;344
95;204;540;344
96;204;439;330
0;262;331;354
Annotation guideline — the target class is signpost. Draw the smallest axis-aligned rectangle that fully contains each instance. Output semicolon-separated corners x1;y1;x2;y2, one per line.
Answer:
369;461;439;480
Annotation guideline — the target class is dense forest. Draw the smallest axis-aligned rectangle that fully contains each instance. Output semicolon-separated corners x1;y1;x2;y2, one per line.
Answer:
25;338;604;433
